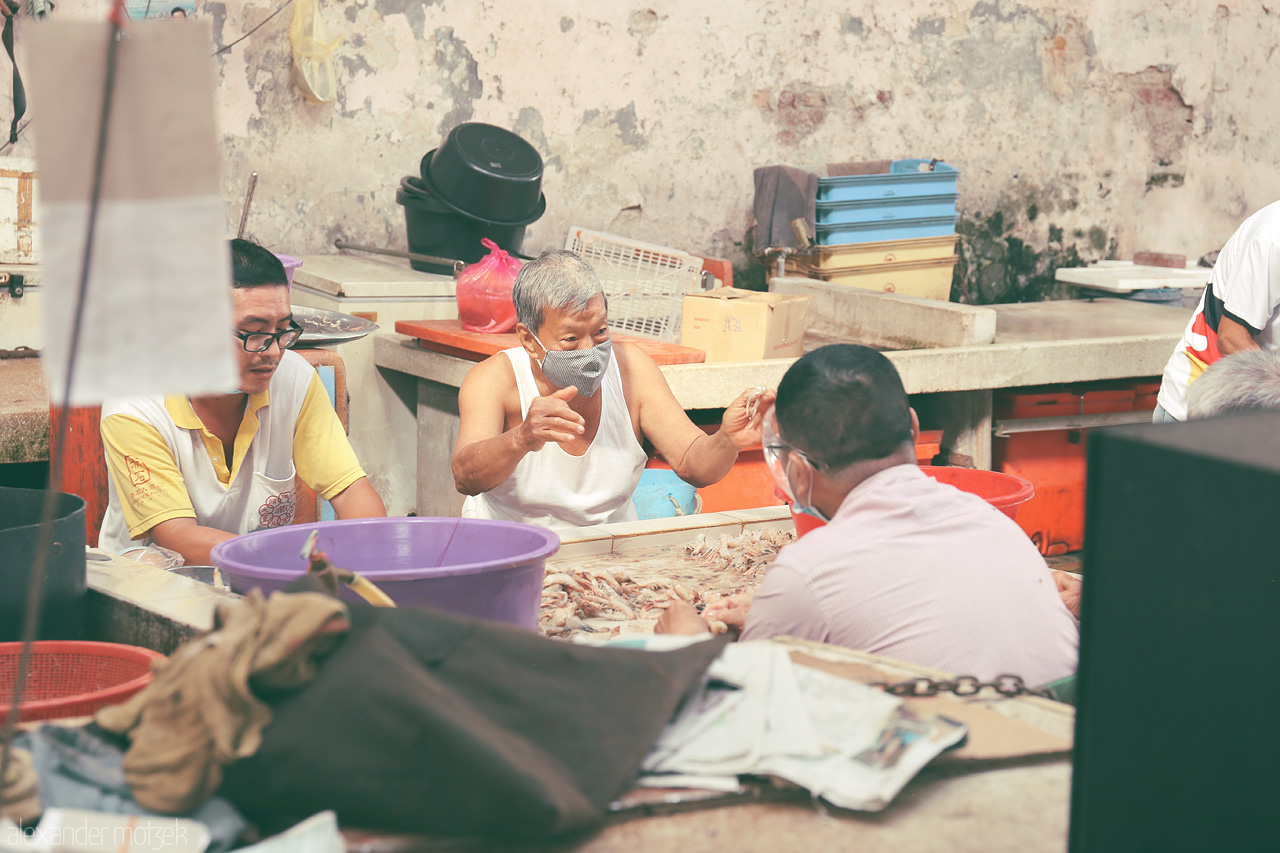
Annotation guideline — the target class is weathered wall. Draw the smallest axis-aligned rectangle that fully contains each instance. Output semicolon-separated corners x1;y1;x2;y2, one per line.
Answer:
18;1;1280;302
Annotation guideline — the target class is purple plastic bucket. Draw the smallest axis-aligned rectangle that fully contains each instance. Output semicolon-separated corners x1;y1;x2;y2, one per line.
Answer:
273;253;302;286
209;518;560;630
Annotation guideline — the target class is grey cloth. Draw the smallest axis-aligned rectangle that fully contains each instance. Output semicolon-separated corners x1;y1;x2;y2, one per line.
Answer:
12;725;247;853
752;165;819;250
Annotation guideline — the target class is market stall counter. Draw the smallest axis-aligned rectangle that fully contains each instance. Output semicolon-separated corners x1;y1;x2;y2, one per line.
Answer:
375;293;1187;517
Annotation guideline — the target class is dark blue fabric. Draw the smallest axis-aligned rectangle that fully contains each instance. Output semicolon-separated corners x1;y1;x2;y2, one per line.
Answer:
13;725;247;853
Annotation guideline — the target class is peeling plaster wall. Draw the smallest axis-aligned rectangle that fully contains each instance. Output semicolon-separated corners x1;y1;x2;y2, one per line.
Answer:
19;1;1280;302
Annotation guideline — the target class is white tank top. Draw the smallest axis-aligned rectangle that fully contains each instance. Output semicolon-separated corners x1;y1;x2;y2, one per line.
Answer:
461;346;648;532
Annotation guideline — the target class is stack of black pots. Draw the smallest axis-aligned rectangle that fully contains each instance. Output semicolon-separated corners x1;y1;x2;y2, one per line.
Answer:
397;123;546;274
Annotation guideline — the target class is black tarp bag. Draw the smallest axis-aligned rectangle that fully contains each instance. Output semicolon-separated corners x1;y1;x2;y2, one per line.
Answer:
219;577;725;840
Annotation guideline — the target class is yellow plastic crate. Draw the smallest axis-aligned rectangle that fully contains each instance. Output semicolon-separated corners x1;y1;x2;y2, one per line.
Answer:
787;235;957;271
788;255;959;301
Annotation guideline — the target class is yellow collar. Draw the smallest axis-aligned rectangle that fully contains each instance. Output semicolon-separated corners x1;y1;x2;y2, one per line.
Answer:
165;390;270;428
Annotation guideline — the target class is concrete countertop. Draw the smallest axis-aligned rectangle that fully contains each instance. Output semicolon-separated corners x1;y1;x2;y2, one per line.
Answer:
292;253;456;299
0;359;49;463
375;297;1185;408
989;297;1186;343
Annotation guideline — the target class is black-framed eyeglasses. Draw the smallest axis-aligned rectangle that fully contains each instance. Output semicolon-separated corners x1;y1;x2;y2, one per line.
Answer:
234;320;304;353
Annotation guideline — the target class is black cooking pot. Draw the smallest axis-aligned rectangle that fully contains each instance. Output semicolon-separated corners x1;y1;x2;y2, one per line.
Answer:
397;184;529;275
421;123;545;224
399;174;436;201
0;486;87;641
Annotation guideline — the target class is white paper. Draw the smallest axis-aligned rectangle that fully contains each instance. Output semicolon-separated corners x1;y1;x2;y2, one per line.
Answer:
25;21;236;404
232;812;343;853
639;640;969;812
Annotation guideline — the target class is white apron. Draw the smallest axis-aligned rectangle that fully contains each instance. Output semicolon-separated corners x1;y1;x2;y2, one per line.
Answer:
461;347;648;533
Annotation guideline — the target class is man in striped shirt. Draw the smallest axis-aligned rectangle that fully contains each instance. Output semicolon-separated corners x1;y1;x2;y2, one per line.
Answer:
657;345;1078;686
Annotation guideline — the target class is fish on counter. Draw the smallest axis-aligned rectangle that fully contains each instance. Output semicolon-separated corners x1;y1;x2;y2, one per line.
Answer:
539;528;794;639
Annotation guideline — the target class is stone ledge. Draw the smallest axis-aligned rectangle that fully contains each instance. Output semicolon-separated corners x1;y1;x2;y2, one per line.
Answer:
0;360;50;464
770;276;998;349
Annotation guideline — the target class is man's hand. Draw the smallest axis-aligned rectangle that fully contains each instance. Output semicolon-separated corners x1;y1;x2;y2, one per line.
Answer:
654;600;712;635
703;592;754;630
516;386;585;451
720;388;776;450
1054;571;1082;619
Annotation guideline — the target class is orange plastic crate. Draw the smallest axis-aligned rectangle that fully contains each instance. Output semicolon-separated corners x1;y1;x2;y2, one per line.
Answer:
994;385;1136;556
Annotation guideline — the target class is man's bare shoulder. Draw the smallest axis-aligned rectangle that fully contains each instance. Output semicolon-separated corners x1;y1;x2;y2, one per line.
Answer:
613;340;662;381
461;351;518;391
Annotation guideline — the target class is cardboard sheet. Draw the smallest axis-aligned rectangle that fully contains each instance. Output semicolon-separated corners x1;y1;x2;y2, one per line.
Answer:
788;652;1073;764
26;21;235;404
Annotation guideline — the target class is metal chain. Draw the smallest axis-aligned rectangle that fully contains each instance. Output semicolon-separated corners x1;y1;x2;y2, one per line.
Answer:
870;674;1058;701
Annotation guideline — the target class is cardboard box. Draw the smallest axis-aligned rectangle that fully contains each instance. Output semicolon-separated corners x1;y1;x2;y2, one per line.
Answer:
680;287;809;362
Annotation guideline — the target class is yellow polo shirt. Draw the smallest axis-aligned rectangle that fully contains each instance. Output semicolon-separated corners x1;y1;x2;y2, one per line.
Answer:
101;369;364;541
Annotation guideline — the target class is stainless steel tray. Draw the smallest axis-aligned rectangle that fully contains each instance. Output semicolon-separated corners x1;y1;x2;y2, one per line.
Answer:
291;305;379;347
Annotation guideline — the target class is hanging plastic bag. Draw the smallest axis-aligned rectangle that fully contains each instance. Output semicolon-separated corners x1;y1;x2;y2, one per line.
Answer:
290;0;342;104
456;239;523;333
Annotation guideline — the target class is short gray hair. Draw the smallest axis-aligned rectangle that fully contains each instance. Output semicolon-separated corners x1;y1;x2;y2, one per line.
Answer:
511;250;605;334
1187;351;1280;418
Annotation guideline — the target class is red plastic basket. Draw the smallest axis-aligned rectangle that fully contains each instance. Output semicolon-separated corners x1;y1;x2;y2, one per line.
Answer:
0;641;165;723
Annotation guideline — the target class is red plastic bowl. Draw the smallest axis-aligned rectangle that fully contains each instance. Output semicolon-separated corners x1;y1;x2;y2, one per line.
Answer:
788;465;1036;537
0;641;165;722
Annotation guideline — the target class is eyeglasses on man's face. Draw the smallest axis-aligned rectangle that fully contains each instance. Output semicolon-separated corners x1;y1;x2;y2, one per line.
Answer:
234;320;304;353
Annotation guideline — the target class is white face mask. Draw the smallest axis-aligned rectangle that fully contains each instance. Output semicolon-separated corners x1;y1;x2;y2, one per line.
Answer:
531;333;612;397
763;406;829;522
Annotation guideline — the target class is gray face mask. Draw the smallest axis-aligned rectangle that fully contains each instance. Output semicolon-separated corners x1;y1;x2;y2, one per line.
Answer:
532;333;612;397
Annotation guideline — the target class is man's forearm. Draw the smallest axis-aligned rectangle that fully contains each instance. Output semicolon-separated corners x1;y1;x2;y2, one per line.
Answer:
671;430;739;488
1218;316;1262;355
453;429;531;495
149;521;236;567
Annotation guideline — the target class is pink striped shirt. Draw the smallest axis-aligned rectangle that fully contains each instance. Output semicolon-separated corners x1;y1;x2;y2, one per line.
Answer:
743;464;1079;685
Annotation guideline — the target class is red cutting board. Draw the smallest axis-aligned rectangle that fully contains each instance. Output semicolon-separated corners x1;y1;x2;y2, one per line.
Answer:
395;319;706;365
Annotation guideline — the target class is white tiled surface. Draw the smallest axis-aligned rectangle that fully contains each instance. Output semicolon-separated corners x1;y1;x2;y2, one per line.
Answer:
87;552;222;632
719;505;796;533
554;525;615;559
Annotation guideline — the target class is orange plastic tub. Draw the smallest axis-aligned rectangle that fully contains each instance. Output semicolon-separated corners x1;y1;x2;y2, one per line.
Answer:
645;430;947;515
789;466;1035;537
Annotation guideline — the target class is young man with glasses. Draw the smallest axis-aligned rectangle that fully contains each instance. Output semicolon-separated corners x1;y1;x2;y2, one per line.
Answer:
657;345;1077;686
98;238;385;563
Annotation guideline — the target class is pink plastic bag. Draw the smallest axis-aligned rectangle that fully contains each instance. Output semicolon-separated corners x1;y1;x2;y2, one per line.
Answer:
456;239;523;333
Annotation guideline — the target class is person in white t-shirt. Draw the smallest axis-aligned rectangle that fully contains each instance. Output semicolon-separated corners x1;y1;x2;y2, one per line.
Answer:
1155;200;1280;421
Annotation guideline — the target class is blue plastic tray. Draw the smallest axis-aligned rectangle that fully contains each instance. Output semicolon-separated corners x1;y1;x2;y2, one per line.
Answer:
815;193;958;225
816;216;957;246
818;159;959;202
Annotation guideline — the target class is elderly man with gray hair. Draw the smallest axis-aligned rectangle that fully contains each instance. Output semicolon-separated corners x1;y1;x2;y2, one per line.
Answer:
1186;350;1280;418
452;250;772;532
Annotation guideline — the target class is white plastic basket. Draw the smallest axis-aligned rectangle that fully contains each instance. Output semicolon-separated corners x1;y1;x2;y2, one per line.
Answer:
565;227;704;341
